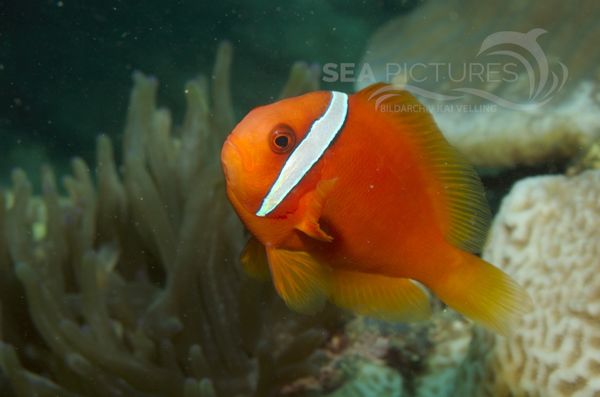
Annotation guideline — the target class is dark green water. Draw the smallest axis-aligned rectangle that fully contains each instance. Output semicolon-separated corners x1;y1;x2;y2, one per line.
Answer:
0;0;416;187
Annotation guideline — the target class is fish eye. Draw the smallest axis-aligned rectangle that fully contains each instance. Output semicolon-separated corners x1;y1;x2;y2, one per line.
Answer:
269;124;296;154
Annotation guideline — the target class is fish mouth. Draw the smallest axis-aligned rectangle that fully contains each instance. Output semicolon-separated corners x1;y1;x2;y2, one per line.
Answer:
221;138;242;184
221;138;251;213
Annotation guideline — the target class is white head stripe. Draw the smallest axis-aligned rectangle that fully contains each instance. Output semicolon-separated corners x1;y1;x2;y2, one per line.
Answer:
256;91;348;217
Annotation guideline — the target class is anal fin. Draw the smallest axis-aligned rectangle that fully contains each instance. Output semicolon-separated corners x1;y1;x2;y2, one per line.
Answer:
267;248;331;314
330;269;432;322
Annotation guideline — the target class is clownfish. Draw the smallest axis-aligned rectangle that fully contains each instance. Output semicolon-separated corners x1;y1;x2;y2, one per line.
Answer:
221;83;531;335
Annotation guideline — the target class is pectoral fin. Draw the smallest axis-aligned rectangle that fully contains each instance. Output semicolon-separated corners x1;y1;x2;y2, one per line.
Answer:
296;219;333;242
240;237;270;280
267;248;331;314
295;178;337;242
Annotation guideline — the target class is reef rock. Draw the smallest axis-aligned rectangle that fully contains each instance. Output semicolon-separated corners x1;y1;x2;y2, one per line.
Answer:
358;0;600;167
415;313;472;397
325;361;404;397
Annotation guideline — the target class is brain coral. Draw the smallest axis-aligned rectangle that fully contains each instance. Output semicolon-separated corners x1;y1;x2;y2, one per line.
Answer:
450;169;600;396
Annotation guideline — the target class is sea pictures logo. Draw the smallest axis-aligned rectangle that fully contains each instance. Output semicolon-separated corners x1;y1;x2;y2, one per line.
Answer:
327;29;569;111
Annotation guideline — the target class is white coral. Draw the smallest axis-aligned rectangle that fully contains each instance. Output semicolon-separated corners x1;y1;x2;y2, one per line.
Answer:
449;170;600;396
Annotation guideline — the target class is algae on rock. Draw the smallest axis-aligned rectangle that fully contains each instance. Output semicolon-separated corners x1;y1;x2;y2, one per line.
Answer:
0;42;334;397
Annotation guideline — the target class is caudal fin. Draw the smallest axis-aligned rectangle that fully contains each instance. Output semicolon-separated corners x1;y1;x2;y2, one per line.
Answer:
432;253;532;335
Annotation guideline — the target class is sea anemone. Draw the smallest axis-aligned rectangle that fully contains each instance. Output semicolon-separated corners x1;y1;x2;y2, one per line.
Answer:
0;42;336;397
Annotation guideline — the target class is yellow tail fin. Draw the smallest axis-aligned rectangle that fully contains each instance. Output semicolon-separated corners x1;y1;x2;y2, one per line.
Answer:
432;253;532;335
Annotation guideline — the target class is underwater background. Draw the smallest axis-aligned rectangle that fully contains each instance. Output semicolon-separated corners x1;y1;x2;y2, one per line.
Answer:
1;1;599;396
0;0;416;187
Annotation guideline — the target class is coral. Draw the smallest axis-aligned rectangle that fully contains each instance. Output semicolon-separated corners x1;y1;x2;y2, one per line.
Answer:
285;314;439;397
426;170;600;396
414;313;472;397
357;0;600;168
324;361;403;397
0;42;336;397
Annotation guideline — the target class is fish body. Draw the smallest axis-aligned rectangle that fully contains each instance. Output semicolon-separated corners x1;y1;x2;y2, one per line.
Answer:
221;84;531;334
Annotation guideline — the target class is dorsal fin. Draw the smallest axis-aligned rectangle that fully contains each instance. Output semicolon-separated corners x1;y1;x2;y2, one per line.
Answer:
355;83;491;252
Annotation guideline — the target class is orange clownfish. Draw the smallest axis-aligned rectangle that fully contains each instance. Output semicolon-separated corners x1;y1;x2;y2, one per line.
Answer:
221;83;531;335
